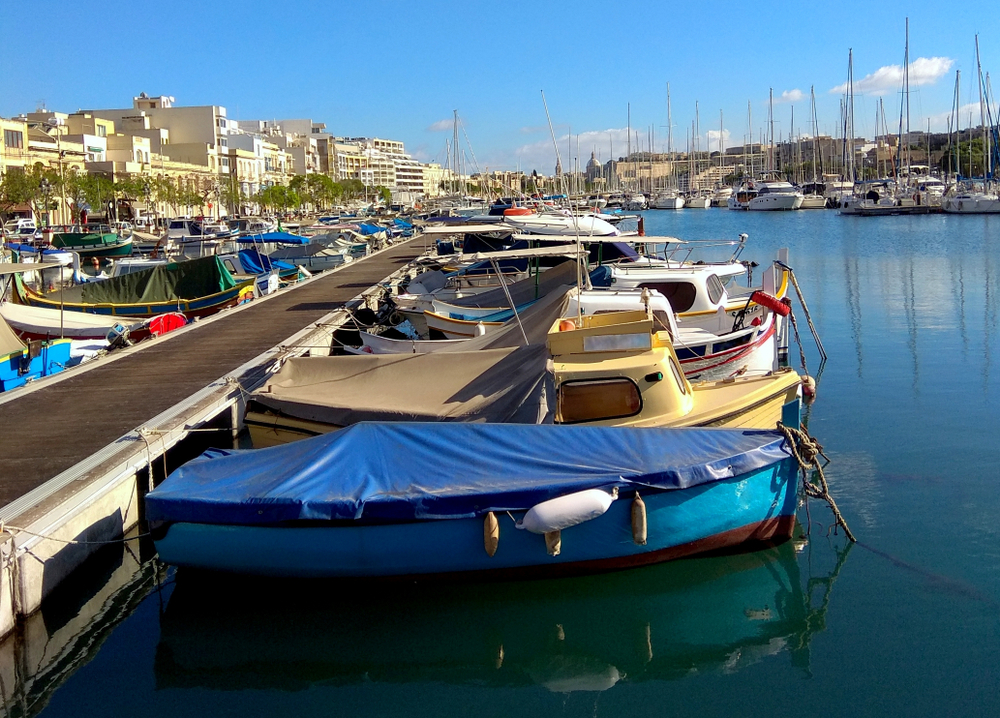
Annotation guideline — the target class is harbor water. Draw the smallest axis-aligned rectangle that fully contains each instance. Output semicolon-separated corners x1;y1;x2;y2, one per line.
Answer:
11;209;1000;717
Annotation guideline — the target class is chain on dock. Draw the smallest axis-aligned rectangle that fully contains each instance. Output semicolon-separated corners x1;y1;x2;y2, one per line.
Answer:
777;422;856;543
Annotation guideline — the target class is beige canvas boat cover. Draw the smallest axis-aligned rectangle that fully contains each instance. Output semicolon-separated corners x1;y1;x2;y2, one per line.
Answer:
0;315;26;356
252;344;553;426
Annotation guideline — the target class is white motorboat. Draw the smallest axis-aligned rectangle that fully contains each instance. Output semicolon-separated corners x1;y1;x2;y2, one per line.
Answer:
624;194;648;211
650;191;685;210
502;213;619;236
746;179;803;211
685;194;711;209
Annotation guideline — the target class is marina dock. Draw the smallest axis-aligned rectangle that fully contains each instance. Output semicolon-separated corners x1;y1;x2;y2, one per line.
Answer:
0;237;426;638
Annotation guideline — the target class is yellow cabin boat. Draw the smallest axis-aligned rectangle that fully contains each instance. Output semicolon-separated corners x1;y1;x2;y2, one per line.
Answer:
548;310;802;430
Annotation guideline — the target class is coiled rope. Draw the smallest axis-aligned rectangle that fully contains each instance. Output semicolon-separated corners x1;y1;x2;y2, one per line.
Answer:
777;422;856;543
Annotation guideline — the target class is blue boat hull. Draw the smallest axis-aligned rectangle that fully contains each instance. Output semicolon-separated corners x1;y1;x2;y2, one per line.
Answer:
0;340;74;391
154;460;798;578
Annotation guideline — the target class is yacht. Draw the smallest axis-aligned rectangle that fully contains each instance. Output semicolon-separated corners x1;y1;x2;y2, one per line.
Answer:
649;190;685;209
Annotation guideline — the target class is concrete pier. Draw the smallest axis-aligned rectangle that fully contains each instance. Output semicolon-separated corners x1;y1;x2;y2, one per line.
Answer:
0;237;427;640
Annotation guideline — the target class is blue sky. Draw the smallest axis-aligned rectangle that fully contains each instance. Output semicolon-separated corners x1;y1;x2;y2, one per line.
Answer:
2;0;995;172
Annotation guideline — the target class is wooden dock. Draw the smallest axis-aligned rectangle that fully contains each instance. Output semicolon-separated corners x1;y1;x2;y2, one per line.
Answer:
0;238;425;508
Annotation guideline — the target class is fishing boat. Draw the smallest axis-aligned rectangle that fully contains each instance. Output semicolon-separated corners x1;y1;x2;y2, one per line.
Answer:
9;255;254;319
146;421;800;578
0;311;74;392
50;224;134;258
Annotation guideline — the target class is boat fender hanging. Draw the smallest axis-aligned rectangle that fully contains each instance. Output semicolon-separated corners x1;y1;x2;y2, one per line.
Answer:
516;488;618;535
484;511;499;557
545;530;562;557
631;493;647;546
801;375;817;402
749;290;791;317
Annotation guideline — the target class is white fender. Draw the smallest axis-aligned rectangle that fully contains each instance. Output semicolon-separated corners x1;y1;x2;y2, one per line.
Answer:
517;488;618;535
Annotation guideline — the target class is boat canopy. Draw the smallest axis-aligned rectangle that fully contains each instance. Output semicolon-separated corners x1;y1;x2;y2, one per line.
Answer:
0;262;64;276
39;255;237;304
145;423;789;525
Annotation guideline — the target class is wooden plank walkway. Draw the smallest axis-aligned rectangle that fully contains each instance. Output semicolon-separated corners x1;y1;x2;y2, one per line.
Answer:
0;238;425;507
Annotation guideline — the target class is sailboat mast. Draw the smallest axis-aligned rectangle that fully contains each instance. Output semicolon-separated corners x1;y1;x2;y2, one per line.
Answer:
810;86;820;182
904;18;911;181
976;35;989;178
768;88;774;173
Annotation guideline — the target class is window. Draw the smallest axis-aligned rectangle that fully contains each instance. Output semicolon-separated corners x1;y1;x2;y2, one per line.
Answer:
219;138;228;148
639;282;697;313
706;275;724;305
3;130;24;149
557;378;642;424
97;125;107;137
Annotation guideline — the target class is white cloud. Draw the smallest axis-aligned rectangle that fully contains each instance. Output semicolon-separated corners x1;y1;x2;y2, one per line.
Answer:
830;56;954;95
426;119;453;132
514;127;634;173
704;129;732;152
777;89;804;103
925;102;985;133
512;126;738;171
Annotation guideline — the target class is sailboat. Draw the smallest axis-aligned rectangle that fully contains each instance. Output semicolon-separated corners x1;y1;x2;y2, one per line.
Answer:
650;84;686;209
943;35;1000;214
799;88;827;209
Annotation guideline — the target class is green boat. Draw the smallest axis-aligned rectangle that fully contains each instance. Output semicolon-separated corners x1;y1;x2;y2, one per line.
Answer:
51;224;134;258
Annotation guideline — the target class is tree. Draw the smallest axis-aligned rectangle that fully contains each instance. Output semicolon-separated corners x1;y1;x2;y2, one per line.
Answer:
0;168;36;217
255;185;299;214
940;138;985;177
373;185;392;206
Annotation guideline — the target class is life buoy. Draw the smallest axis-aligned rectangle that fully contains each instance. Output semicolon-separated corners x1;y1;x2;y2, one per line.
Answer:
749;290;791;316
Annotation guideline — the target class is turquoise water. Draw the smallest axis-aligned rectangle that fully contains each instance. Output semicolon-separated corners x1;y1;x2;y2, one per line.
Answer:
23;210;1000;717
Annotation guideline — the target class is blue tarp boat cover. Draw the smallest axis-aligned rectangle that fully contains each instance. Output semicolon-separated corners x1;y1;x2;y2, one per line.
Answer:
238;232;309;245
145;424;790;525
236;248;295;275
357;223;384;236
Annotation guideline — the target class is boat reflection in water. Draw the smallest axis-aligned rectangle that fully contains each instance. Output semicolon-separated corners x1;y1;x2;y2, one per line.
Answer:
155;537;851;693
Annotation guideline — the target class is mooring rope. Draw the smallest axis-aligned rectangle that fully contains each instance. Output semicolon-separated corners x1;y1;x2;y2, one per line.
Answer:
777;422;856;543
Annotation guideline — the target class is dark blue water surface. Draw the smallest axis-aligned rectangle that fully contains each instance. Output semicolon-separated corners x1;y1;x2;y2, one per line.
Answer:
25;210;1000;717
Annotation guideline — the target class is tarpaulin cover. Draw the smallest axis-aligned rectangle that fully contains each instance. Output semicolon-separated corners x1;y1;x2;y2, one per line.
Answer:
249;344;553;428
237;249;293;275
357;223;384;236
46;256;237;304
145;423;790;525
237;248;271;274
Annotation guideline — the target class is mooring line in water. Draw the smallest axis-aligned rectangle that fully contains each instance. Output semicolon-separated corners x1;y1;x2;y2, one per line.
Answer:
0;523;150;546
777;423;856;543
855;541;999;607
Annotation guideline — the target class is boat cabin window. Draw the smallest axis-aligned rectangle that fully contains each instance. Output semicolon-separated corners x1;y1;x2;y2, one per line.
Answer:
557;378;642;424
706;274;724;305
223;259;239;274
168;221;185;230
638;282;697;313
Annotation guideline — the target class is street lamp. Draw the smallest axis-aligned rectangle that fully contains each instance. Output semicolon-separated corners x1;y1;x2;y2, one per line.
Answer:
45;118;67;226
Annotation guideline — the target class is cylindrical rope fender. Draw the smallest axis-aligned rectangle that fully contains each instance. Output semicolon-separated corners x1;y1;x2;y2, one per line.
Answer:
750;290;791;316
484;511;499;557
631;493;647;546
545;530;561;557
